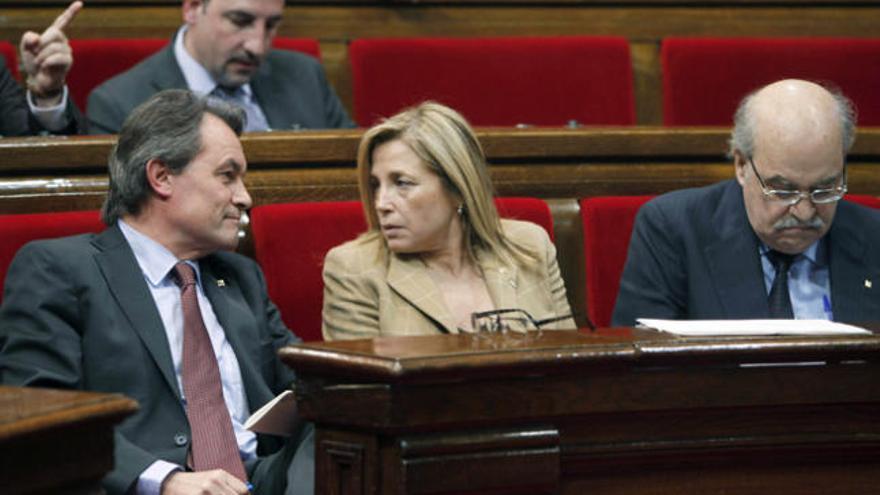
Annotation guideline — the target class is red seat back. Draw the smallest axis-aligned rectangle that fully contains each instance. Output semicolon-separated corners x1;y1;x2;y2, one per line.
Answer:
0;41;18;80
0;210;105;304
250;197;553;341
662;37;880;126
350;36;635;127
272;37;321;60
70;38;168;111
580;196;653;328
845;194;880;209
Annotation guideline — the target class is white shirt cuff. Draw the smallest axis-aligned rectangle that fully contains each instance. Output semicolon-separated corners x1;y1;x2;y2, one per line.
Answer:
26;85;71;132
136;460;182;495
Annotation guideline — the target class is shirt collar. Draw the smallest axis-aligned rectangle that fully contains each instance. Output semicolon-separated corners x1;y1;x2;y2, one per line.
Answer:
173;26;255;100
118;220;202;287
759;236;827;267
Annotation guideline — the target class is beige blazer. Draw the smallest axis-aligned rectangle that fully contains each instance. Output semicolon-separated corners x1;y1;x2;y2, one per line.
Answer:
322;219;575;340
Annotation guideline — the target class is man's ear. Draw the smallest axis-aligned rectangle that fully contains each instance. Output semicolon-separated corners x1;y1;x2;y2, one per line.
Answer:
733;150;748;187
182;0;204;25
145;159;174;199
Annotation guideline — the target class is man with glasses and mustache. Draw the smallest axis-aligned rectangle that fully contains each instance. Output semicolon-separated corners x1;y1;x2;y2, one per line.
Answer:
613;79;880;326
87;0;354;134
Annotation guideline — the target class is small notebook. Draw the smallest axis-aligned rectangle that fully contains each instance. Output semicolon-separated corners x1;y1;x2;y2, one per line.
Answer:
244;390;299;436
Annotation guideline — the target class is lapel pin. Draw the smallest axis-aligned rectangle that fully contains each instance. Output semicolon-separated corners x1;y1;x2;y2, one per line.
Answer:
865;279;873;289
216;279;226;288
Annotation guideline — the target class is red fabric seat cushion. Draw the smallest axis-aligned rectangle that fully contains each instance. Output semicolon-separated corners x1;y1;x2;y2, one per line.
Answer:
70;38;168;111
580;195;654;328
662;37;880;126
350;36;634;127
0;210;104;304
271;37;321;60
250;197;553;341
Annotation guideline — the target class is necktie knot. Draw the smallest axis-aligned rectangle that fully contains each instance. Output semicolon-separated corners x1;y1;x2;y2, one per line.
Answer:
173;262;197;289
766;250;795;273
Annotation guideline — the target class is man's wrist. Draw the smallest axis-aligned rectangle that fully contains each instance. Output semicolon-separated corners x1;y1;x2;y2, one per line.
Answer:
25;76;65;106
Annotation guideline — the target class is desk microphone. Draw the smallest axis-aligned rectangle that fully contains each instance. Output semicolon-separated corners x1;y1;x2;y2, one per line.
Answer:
237;211;250;239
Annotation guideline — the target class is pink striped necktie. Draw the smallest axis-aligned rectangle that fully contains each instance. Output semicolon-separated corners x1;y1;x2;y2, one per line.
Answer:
173;262;248;481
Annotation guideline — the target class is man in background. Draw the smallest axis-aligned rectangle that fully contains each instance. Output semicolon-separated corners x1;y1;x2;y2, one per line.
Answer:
613;79;880;326
1;1;84;136
87;0;354;134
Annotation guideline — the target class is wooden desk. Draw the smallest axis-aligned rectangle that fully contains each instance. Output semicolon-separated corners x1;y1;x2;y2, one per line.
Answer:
280;328;880;494
0;386;138;495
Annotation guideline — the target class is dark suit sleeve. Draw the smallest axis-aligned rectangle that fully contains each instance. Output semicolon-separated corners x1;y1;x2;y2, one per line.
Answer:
86;83;128;135
0;241;161;494
315;64;355;129
611;199;689;326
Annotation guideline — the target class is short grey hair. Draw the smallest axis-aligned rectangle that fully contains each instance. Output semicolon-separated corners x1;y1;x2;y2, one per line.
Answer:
728;84;857;159
101;89;245;225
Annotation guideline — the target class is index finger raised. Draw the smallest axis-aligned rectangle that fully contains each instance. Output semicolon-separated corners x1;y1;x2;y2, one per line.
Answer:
48;1;83;33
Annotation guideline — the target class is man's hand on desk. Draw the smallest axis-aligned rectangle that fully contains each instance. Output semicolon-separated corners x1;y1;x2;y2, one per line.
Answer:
161;470;250;495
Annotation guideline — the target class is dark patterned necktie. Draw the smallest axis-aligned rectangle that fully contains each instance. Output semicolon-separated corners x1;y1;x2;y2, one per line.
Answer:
173;262;248;481
766;250;795;319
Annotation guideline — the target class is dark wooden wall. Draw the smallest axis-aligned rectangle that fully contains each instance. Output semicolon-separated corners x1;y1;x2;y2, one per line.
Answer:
1;0;878;124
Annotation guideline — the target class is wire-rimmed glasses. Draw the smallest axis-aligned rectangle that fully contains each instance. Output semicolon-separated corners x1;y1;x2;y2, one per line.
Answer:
470;308;575;336
748;156;847;206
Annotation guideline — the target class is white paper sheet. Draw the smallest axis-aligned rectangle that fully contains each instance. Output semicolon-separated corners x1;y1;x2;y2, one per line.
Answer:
636;318;871;336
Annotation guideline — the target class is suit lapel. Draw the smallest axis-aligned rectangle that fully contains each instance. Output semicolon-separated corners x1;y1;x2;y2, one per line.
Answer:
251;64;295;131
828;203;877;322
150;41;189;93
703;181;768;318
92;226;180;399
387;255;457;333
481;253;519;311
200;257;273;411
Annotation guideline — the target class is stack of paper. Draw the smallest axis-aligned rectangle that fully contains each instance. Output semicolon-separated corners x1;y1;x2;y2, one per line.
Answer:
636;318;871;336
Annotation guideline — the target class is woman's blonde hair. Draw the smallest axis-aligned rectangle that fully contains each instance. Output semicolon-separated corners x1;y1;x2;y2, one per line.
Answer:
356;101;536;267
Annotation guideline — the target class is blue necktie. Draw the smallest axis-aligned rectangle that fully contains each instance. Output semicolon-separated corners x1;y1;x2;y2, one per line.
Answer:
210;86;270;132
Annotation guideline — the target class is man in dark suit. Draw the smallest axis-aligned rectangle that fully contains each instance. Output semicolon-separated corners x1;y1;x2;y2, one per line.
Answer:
613;79;880;326
1;90;312;495
87;0;354;134
1;1;84;136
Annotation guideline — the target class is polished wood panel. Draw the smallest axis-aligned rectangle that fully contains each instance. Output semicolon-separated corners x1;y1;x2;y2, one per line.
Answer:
0;385;138;495
280;328;880;494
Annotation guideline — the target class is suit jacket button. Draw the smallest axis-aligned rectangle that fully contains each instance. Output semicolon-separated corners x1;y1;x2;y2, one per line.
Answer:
174;433;188;446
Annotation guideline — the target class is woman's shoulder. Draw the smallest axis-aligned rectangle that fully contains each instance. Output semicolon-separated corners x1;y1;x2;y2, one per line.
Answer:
324;233;386;272
499;218;552;246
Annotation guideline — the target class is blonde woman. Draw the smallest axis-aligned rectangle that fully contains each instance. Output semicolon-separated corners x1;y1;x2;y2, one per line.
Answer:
322;102;574;340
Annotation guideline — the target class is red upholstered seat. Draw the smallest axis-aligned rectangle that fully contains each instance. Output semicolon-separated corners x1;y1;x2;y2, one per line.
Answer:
349;36;635;127
580;195;654;328
0;41;18;80
662;37;880;126
845;194;880;209
0;210;104;304
69;38;168;111
250;197;553;341
272;37;321;60
69;37;320;114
